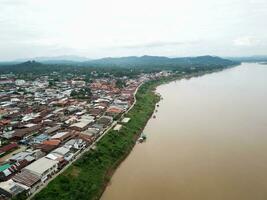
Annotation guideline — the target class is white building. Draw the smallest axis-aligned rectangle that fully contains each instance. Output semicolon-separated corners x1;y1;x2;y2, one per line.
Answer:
15;79;26;86
23;157;58;182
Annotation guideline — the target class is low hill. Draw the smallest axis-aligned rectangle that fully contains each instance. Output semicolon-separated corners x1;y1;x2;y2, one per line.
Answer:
0;56;240;74
227;55;267;62
83;55;238;68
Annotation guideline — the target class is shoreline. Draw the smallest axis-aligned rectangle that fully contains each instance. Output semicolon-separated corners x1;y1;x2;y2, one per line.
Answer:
96;67;235;200
31;66;237;200
98;66;239;199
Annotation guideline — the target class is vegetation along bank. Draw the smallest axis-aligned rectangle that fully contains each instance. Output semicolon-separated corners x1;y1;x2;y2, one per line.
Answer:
24;65;237;200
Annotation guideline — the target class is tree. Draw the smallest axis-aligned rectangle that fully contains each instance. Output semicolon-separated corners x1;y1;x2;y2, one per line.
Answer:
115;79;126;89
70;87;92;99
49;80;55;87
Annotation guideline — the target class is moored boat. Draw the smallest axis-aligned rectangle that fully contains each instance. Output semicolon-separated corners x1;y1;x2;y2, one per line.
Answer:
137;133;147;143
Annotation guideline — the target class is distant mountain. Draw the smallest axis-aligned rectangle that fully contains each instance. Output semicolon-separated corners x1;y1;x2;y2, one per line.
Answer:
15;55;90;64
83;55;239;68
0;55;240;74
2;55;239;66
0;61;20;66
0;60;44;73
227;55;267;62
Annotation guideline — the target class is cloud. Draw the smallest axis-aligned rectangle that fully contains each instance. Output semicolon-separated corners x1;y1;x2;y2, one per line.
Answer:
0;0;267;59
233;36;260;46
120;41;197;49
0;0;28;6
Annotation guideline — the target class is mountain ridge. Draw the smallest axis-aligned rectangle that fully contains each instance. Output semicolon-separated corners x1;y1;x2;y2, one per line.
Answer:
0;55;240;74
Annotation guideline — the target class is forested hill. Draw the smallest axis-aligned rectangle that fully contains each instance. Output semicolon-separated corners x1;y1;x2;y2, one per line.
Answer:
0;55;240;74
226;55;267;63
83;55;238;68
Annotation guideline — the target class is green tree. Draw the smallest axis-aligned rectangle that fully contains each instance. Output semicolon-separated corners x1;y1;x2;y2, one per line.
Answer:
115;79;126;89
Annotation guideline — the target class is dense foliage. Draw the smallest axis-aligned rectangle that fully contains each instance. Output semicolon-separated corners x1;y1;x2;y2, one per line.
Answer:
115;79;126;89
0;56;240;78
70;87;92;99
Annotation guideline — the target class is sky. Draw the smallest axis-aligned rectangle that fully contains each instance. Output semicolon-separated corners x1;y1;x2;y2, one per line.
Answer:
0;0;267;60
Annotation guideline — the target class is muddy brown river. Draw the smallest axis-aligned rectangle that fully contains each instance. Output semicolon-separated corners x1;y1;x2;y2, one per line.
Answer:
101;63;267;200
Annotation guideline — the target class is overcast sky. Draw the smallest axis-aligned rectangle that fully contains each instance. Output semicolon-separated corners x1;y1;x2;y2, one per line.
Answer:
0;0;267;60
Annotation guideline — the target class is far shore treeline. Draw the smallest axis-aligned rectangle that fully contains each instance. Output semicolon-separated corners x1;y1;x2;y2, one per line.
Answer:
0;55;240;78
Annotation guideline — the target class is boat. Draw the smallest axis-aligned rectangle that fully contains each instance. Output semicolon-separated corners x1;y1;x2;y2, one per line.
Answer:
138;133;147;143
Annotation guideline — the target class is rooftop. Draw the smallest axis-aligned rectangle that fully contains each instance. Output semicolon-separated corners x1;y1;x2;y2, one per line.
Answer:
121;117;131;123
113;124;122;131
51;132;69;139
0;164;11;172
12;170;40;187
24;157;58;176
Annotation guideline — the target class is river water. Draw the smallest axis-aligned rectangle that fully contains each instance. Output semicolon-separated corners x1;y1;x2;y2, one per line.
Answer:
101;63;267;200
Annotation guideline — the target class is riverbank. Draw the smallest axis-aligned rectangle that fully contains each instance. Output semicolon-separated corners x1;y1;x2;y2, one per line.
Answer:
30;67;234;200
31;80;161;200
101;63;267;200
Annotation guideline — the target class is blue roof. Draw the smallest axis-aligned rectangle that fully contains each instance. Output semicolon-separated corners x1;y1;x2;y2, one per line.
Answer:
34;134;49;141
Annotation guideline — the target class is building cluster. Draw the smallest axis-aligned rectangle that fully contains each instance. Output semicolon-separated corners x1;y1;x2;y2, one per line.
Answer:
0;71;171;199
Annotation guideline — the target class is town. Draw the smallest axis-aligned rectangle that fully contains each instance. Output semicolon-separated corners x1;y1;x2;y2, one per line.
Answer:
0;70;171;199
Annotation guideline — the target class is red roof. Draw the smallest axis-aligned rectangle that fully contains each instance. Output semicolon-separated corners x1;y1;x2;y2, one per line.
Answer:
0;143;18;154
107;107;123;114
0;119;10;126
42;139;61;146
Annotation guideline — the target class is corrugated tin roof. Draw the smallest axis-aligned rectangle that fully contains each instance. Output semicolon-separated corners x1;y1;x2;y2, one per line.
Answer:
24;157;58;176
12;170;40;187
0;164;11;172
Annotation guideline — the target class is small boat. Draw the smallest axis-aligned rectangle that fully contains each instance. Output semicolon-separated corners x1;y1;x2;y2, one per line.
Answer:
138;133;147;143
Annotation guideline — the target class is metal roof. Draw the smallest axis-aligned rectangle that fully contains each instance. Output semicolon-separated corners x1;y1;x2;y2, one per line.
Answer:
24;157;58;176
0;164;11;172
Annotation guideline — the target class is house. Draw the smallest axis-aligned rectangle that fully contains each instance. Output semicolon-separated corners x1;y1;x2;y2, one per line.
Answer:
82;127;101;137
0;179;28;199
51;132;72;142
51;146;70;157
121;117;131;123
13;124;42;140
36;139;61;153
44;125;61;135
12;170;41;195
70;121;91;131
88;108;103;117
0;164;12;176
64;139;86;150
0;143;18;156
22;157;58;182
97;116;113;127
9;152;32;162
31;134;50;144
9;149;43;163
0;159;31;182
71;80;85;87
15;80;26;86
0;119;11;127
42;139;61;146
106;106;124;116
46;146;71;166
113;124;122;131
